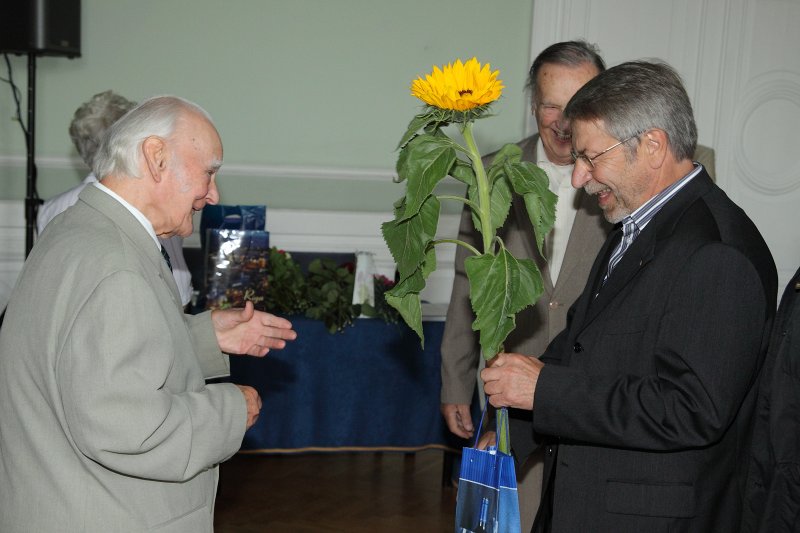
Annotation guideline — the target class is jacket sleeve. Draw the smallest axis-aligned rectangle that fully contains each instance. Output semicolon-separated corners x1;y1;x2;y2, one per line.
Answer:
440;202;483;405
533;243;770;450
184;310;230;379
58;270;246;482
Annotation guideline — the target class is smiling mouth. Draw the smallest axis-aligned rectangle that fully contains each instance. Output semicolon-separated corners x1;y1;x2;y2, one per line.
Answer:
586;185;612;197
554;129;571;142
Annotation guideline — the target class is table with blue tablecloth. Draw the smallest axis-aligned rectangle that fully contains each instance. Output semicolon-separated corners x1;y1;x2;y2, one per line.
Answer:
229;316;464;454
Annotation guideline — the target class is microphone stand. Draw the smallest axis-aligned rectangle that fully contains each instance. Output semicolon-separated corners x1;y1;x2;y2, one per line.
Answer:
24;52;41;258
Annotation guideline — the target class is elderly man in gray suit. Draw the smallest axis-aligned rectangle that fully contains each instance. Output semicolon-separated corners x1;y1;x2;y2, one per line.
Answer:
0;96;296;532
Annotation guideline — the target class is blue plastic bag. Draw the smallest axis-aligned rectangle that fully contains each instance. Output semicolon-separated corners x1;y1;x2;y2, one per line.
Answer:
454;407;521;533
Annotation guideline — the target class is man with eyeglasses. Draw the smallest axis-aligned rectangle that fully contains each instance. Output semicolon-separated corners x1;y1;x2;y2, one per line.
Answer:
482;60;777;532
440;40;610;531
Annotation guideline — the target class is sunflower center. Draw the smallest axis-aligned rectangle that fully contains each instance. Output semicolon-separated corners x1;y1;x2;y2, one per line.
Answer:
458;89;473;97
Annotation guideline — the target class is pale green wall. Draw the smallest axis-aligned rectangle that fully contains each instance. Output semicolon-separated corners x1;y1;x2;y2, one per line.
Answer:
0;0;533;212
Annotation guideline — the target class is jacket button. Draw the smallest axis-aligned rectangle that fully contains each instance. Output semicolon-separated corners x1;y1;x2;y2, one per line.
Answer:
573;343;583;353
546;446;553;456
549;300;559;309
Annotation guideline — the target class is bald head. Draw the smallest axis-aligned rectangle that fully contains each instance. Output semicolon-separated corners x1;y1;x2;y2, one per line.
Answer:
93;96;217;181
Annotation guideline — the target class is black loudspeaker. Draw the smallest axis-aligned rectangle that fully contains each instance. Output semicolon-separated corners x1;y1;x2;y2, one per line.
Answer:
0;0;81;57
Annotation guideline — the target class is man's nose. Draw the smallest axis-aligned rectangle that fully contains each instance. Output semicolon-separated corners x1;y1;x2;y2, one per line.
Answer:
206;181;220;205
571;159;591;189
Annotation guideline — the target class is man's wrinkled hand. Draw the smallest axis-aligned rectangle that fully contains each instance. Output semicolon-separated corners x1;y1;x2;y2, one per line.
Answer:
236;384;262;429
481;352;543;410
441;403;474;439
212;300;297;356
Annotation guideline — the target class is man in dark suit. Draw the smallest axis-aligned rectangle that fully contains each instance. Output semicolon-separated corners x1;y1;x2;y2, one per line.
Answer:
482;60;777;532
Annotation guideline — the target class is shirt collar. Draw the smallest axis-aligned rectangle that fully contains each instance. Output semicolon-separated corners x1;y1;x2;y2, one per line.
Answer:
92;181;160;248
627;163;703;232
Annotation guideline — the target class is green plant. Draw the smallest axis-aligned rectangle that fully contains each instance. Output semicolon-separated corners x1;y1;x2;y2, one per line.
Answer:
262;248;308;315
304;258;360;333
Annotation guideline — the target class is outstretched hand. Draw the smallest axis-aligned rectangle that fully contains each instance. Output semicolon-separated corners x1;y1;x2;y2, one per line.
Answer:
211;300;297;356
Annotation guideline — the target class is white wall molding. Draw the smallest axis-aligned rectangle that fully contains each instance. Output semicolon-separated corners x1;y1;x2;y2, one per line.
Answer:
0;155;85;171
0;154;397;183
732;73;800;194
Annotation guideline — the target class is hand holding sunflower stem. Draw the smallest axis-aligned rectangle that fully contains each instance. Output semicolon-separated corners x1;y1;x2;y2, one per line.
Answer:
381;58;557;359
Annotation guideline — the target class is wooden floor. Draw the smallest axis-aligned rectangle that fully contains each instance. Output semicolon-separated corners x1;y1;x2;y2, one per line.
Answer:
214;449;458;532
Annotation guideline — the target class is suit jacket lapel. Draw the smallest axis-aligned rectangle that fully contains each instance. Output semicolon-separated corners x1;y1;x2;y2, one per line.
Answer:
584;227;655;325
577;169;715;331
516;135;556;295
555;188;608;289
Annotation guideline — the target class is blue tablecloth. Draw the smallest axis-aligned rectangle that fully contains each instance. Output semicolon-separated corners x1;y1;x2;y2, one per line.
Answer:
230;316;463;453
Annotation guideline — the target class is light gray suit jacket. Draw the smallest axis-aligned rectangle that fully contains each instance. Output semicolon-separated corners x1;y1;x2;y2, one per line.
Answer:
0;185;246;532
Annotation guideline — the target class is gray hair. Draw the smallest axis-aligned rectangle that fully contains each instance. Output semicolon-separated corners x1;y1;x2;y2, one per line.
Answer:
528;40;606;98
564;60;698;161
92;95;214;180
68;90;136;167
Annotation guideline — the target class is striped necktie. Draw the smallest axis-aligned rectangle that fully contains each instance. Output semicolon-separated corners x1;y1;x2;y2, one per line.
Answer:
160;244;173;272
602;216;639;285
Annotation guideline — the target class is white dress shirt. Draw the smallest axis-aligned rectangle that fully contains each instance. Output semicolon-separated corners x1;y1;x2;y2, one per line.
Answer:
535;138;579;285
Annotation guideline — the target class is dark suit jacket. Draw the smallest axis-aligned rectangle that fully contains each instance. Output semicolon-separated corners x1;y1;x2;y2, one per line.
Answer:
531;170;777;532
741;267;800;532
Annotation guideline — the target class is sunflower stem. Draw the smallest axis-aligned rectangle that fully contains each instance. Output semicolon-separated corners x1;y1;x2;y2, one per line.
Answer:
461;121;493;255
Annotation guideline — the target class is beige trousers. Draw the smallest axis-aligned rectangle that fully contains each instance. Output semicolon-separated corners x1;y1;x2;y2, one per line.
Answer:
517;449;544;533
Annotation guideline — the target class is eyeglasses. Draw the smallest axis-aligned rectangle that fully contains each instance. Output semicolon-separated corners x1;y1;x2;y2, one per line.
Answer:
570;132;643;169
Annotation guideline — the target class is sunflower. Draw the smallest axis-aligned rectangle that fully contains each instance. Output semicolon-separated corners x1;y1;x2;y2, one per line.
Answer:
410;57;503;112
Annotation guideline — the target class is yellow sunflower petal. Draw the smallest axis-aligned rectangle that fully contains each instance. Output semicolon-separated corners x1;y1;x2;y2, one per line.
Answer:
410;57;504;111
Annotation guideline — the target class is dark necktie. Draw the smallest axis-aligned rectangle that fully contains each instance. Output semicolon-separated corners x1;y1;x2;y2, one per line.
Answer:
160;244;173;272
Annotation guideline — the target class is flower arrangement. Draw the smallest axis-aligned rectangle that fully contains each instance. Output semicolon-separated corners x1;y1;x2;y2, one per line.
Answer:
304;257;360;333
257;249;399;333
382;58;557;359
262;248;308;315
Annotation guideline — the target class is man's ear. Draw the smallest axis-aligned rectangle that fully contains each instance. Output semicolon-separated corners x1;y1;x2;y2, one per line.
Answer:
141;136;168;182
642;128;668;169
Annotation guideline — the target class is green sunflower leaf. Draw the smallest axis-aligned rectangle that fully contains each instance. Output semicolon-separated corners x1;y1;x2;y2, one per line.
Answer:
505;160;556;255
397;110;438;150
465;248;543;359
384;247;437;346
381;195;440;279
396;134;455;221
450;158;476;187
